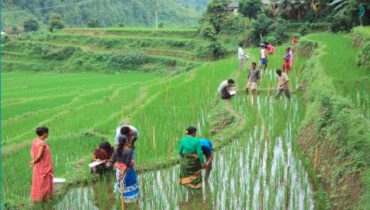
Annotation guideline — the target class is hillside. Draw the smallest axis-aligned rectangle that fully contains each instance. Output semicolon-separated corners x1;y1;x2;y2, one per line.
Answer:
1;0;200;29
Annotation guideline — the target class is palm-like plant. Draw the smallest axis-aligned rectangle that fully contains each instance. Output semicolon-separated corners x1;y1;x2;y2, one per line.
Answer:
329;0;358;16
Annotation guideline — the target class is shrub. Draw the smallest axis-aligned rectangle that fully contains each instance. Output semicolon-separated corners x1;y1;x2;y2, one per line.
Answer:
48;13;65;32
265;36;277;45
23;19;39;32
239;0;262;19
118;23;125;27
270;18;288;44
87;19;100;28
108;52;149;70
221;14;251;34
357;41;370;70
42;46;80;60
248;13;272;45
329;15;353;32
158;22;164;28
299;22;310;36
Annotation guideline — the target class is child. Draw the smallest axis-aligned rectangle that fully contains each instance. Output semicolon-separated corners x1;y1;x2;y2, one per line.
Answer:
246;62;260;95
283;48;291;72
275;69;291;99
112;136;139;205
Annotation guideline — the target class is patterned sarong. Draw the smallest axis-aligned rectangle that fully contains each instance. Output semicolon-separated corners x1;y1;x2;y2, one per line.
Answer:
115;168;139;203
179;155;202;189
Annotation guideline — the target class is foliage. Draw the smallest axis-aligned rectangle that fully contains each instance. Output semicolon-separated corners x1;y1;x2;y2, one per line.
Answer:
3;0;200;28
198;22;225;57
48;13;65;32
328;15;353;32
158;22;164;28
87;19;100;28
299;22;310;36
23;19;39;32
108;51;149;70
269;18;288;44
221;14;251;34
201;0;230;34
238;0;262;19
357;41;370;69
248;13;272;45
118;23;125;27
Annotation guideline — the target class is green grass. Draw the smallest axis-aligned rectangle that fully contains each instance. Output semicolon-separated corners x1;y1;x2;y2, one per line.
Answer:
306;33;370;120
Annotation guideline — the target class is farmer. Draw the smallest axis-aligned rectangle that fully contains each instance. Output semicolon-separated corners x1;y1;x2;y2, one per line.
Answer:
218;79;235;100
112;136;139;206
245;62;260;95
199;138;213;180
91;141;114;175
259;44;268;71
275;69;291;99
292;36;297;46
238;43;249;70
178;126;205;189
267;42;275;54
283;48;292;72
115;124;139;161
30;126;54;202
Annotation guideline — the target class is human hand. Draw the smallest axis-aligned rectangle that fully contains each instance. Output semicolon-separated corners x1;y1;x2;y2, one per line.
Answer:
201;164;206;169
29;160;35;167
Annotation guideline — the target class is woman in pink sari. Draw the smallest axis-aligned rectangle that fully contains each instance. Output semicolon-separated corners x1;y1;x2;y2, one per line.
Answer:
30;127;54;202
289;48;293;68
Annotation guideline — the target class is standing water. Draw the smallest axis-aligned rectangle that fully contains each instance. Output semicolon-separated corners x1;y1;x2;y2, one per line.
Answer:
56;91;314;209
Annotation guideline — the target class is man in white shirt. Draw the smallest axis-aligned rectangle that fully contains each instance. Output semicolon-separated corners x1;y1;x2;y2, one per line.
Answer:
238;44;249;71
260;44;268;71
218;79;235;100
115;125;139;147
275;69;291;99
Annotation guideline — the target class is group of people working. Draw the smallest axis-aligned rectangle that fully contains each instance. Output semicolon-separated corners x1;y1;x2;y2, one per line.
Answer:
29;124;213;205
228;39;297;100
29;37;298;206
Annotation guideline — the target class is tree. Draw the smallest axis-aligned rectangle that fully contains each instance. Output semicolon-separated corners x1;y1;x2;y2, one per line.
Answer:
239;0;262;19
248;13;272;45
48;13;65;32
202;0;230;33
23;19;39;32
87;19;100;28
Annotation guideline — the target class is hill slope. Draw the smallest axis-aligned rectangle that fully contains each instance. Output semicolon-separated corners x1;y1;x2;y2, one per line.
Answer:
1;0;201;29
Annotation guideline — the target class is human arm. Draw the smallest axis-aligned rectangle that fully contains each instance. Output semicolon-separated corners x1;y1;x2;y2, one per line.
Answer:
29;144;45;167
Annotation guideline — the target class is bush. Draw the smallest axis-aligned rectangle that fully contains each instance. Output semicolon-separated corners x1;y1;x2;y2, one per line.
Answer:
270;18;288;44
87;19;100;28
118;23;125;27
357;41;370;70
48;13;65;32
41;46;80;60
299;22;310;36
158;22;164;28
329;15;353;32
248;13;272;45
108;52;149;70
23;19;39;32
221;14;251;34
265;36;277;45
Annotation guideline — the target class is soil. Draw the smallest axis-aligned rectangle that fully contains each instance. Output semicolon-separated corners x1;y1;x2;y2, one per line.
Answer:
298;122;363;210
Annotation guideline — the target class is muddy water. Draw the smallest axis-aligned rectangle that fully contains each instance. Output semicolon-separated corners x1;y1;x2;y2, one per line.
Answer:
56;92;314;209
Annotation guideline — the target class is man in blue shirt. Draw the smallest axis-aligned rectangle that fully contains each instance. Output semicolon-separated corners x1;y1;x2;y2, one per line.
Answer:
199;138;213;180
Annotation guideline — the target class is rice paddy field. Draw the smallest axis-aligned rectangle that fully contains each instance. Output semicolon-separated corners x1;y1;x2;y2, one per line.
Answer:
1;28;369;209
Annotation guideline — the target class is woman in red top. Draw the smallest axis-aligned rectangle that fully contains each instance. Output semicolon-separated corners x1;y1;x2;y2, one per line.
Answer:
30;127;54;202
292;36;297;46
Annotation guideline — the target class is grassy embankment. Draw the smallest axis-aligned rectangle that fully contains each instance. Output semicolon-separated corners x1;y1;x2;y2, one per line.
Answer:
296;29;370;210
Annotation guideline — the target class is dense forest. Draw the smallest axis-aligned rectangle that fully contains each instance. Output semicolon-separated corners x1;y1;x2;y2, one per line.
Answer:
1;0;207;29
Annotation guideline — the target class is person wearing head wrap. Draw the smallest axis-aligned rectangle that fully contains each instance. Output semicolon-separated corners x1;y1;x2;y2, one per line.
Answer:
178;126;205;189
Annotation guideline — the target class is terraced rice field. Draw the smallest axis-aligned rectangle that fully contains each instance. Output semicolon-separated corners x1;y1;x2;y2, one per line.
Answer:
2;28;315;209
